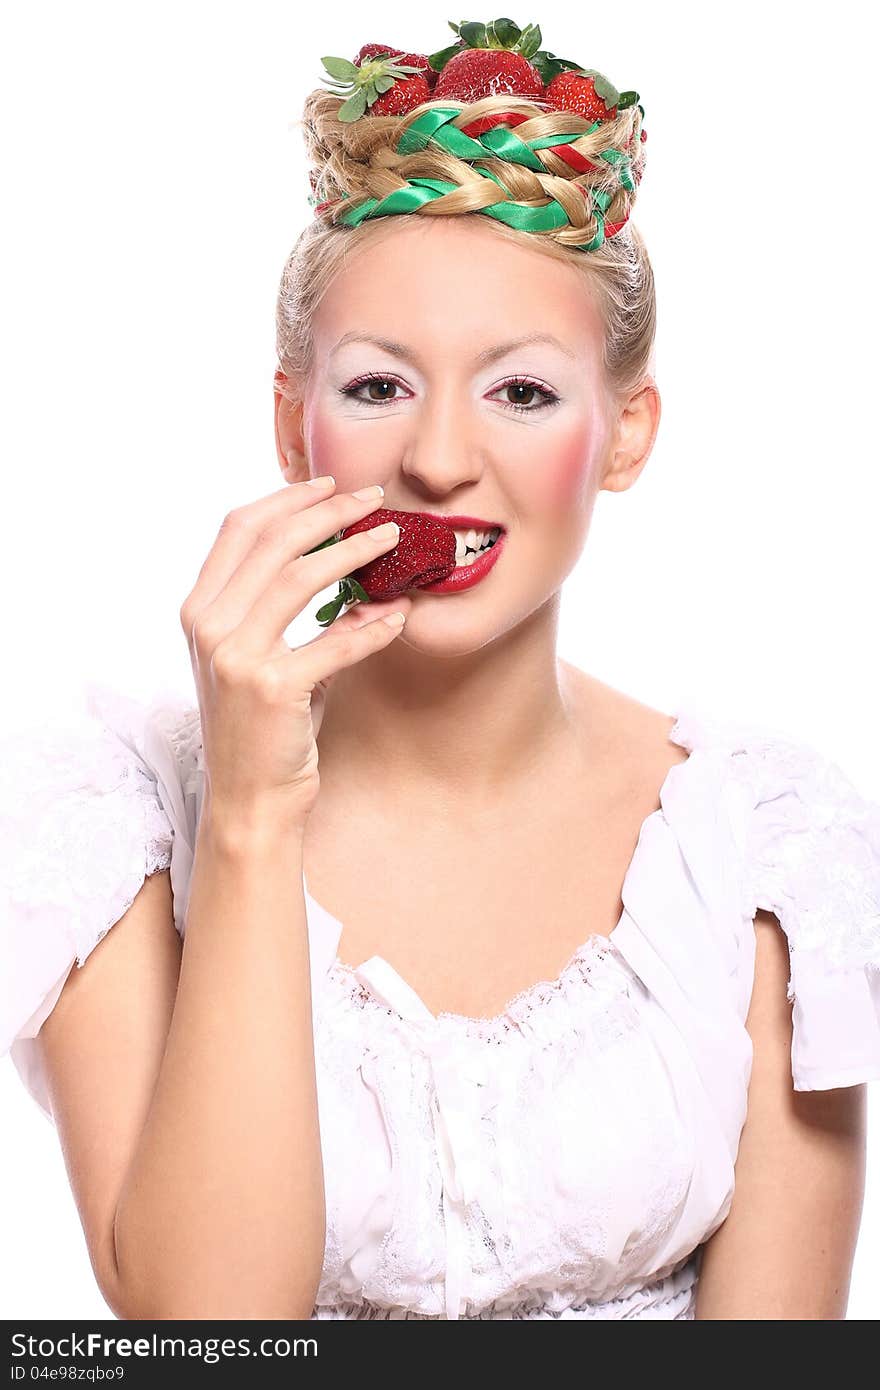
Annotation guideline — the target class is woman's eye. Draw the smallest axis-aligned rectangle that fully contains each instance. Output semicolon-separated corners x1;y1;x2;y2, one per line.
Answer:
339;373;560;413
340;375;408;407
491;379;560;413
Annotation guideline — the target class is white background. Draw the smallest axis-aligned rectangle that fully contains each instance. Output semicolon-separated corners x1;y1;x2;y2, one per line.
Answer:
1;0;878;1318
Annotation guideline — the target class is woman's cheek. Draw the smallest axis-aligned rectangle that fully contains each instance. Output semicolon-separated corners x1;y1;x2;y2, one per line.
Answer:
307;412;384;487
307;414;347;481
543;429;596;512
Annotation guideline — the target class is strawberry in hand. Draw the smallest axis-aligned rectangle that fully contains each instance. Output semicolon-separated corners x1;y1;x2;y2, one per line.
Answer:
306;509;457;625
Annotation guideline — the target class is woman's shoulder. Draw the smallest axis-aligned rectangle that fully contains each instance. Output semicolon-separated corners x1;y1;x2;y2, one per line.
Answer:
0;683;201;1073
565;672;880;1094
667;695;880;1092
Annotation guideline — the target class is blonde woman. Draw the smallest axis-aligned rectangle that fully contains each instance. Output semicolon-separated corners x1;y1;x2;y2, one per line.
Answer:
3;20;878;1321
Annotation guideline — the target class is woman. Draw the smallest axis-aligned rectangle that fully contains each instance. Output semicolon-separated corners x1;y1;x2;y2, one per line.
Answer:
3;19;878;1320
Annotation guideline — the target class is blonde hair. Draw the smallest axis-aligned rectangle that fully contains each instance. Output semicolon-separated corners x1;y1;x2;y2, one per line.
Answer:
275;88;655;410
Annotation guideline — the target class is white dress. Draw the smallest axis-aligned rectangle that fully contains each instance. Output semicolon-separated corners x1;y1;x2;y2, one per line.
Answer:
2;682;879;1320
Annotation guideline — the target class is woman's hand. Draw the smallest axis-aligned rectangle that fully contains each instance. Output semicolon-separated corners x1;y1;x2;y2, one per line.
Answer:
179;478;413;832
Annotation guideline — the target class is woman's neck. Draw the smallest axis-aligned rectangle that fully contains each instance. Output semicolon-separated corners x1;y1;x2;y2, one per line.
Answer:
314;602;588;803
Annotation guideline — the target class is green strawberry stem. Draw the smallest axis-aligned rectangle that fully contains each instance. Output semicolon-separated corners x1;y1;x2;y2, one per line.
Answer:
305;532;372;626
319;53;425;122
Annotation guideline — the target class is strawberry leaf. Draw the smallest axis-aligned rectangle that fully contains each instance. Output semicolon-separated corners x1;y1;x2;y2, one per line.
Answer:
316;592;346;625
346;577;370;603
428;40;466;72
531;51;571;84
321;56;360;81
577;68;620;107
305;531;342;555
374;74;397;93
459;21;488;47
338;88;368;121
617;89;640;109
487;17;521;47
517;23;542;59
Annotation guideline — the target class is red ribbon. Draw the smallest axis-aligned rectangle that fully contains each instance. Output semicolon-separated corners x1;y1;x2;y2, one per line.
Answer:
461;110;529;138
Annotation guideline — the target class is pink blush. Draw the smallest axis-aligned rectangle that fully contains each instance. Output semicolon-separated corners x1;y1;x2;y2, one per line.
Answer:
546;433;594;509
306;416;346;484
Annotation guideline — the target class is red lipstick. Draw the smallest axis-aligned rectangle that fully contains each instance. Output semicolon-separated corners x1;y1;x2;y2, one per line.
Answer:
419;528;507;595
422;513;506;532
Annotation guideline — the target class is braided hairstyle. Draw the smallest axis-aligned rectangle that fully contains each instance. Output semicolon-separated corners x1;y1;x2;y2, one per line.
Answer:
276;87;655;411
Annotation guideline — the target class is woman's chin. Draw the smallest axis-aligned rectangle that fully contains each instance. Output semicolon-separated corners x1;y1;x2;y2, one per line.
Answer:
382;598;517;659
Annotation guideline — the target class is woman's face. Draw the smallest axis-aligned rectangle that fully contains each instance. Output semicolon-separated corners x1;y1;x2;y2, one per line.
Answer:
278;215;657;655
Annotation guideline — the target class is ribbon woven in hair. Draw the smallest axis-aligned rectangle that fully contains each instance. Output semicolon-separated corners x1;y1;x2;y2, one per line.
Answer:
323;105;633;253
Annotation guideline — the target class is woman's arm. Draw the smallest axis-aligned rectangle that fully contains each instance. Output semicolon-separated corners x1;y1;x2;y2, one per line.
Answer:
694;909;867;1319
40;807;326;1320
110;809;326;1319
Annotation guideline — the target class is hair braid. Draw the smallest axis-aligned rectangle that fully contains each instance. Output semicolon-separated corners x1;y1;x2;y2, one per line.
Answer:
297;90;645;251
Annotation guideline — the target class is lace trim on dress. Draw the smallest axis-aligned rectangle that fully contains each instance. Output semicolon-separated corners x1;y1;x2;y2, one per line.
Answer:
310;1256;699;1319
326;934;633;1044
164;703;205;798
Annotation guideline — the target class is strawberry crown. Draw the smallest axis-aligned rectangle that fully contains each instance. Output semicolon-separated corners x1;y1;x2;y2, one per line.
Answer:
429;17;639;108
308;17;646;268
318;16;641;125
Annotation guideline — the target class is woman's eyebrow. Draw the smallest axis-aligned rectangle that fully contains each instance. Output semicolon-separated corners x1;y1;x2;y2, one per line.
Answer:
330;331;577;366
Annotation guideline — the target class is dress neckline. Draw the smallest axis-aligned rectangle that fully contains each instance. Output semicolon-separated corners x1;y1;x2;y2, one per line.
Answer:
304;707;700;1030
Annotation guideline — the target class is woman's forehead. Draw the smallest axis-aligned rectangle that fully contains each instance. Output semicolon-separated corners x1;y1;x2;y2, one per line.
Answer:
313;220;603;358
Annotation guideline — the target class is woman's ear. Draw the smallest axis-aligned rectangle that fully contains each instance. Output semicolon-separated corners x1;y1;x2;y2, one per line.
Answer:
274;370;309;482
601;379;662;494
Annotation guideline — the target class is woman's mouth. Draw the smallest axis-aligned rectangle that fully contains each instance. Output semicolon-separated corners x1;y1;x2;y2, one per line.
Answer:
451;526;502;568
419;526;506;594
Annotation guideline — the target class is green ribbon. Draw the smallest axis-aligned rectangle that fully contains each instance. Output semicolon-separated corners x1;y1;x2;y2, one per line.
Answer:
330;106;633;253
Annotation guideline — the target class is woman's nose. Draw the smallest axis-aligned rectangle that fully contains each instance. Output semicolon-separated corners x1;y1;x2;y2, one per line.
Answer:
398;394;485;494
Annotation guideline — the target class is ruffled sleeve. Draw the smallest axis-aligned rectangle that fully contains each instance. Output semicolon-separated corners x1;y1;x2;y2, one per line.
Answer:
0;688;181;1121
733;726;880;1092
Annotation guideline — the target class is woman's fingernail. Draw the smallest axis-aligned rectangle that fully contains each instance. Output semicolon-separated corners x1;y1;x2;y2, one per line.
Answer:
353;483;384;500
307;474;335;487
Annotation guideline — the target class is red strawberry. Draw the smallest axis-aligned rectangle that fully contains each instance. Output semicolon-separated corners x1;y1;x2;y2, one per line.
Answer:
545;70;618;122
354;44;438;89
369;74;432;117
319;52;432;123
434;49;543;103
309;509;457;624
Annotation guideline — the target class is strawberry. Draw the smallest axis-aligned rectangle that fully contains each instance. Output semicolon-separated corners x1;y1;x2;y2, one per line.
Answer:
434;49;544;103
427;20;642;127
319;52;432;122
354;44;438;89
545;69;619;122
368;73;432;117
307;509;457;624
428;18;547;102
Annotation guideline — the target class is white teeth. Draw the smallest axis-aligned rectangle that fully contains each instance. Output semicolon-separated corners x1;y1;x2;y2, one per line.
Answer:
452;526;502;567
452;525;500;558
